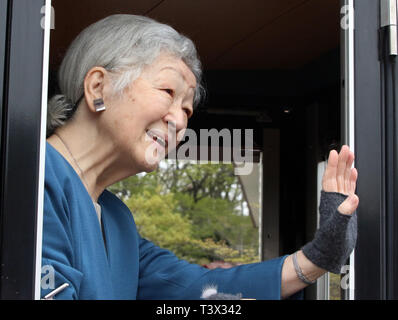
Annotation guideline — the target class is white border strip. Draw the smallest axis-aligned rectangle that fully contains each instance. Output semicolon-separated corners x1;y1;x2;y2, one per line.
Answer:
345;0;356;300
347;0;355;301
34;0;51;300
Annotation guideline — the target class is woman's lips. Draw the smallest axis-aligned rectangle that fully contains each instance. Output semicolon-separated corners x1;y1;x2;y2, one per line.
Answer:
146;129;167;149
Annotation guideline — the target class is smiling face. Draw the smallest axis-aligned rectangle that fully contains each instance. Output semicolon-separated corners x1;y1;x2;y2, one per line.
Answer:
102;53;196;173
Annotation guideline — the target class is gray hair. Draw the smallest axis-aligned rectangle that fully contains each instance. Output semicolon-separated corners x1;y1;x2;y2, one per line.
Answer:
47;14;205;136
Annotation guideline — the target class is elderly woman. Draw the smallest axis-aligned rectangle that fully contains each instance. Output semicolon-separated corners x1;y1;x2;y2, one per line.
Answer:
42;14;359;300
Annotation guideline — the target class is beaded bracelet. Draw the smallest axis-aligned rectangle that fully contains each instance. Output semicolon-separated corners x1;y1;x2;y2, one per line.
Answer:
292;251;317;285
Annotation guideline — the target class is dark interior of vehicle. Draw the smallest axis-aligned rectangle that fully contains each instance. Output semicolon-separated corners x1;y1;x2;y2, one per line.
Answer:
48;0;342;299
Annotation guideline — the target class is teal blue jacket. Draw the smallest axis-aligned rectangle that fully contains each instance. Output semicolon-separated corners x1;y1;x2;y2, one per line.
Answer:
41;143;288;300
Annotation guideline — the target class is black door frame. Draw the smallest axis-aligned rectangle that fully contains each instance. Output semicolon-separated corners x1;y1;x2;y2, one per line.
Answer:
354;0;384;300
0;0;48;300
354;0;398;300
379;0;398;300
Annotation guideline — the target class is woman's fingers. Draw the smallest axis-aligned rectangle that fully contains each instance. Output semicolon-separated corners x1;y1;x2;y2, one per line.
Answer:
337;146;350;193
322;150;339;192
322;145;358;195
322;145;359;215
344;151;355;194
338;193;359;215
349;167;358;195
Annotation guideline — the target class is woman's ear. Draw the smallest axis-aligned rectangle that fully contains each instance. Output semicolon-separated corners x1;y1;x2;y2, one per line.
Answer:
83;67;108;113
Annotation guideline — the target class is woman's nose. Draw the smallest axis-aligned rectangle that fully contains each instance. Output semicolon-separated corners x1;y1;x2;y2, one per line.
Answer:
163;103;187;133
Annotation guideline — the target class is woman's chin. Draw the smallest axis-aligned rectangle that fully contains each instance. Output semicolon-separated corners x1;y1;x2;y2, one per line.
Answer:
140;152;162;172
143;161;159;173
142;143;165;168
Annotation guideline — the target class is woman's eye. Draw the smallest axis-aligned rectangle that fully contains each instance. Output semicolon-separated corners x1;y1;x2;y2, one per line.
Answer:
163;89;174;97
184;108;193;118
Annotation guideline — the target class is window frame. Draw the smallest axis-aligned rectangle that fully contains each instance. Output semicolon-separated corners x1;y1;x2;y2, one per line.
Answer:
0;0;50;300
353;0;389;299
0;0;396;301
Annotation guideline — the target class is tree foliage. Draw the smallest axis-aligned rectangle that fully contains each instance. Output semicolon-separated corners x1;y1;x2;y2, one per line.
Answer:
109;161;260;265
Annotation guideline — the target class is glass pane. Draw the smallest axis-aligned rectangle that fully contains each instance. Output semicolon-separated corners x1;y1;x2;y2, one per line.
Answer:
329;273;342;300
109;159;261;267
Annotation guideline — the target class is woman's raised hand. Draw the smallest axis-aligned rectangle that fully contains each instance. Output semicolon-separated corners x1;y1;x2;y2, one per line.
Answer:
322;145;359;215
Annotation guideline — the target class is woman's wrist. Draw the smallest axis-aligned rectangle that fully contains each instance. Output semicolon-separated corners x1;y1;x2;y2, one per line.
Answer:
296;250;326;283
281;250;327;299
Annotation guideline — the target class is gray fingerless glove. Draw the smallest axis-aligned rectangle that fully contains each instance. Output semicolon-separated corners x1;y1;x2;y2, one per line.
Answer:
302;191;358;274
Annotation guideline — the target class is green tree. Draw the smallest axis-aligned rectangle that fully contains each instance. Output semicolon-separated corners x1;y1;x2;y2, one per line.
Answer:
111;160;260;265
126;188;196;261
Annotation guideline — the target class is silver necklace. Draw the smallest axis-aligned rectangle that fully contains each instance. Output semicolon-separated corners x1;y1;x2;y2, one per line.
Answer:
54;133;91;195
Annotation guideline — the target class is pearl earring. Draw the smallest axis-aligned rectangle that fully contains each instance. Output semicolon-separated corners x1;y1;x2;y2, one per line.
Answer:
93;98;106;112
